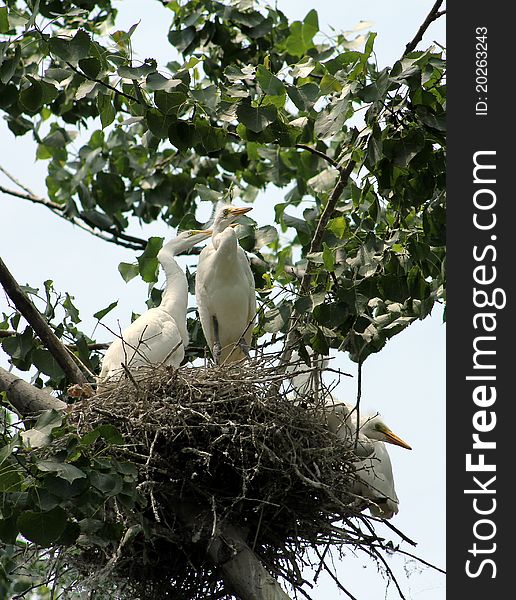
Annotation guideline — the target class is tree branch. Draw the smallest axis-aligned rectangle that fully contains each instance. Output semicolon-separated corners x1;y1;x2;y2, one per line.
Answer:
0;177;147;251
0;184;65;211
0;257;89;385
404;0;446;55
280;159;356;364
208;523;292;600
0;366;67;414
65;61;143;106
299;159;356;296
295;145;340;170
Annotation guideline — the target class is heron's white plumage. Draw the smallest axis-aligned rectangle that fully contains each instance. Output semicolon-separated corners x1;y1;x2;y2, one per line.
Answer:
195;205;256;364
99;229;212;383
324;400;411;519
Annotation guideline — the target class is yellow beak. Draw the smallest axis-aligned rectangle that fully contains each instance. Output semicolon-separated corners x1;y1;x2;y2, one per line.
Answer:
229;206;252;216
190;229;212;235
383;428;412;450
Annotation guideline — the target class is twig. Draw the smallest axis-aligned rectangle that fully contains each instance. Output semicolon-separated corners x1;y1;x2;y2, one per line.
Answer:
65;61;141;105
404;0;446;55
313;547;358;600
354;360;362;451
0;176;147;251
0;257;89;385
0;184;64;211
295;144;340;170
0;164;42;197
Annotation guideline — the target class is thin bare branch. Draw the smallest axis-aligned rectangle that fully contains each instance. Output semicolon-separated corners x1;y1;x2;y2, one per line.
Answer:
0;179;147;251
404;0;446;55
295;145;340;170
0;184;64;211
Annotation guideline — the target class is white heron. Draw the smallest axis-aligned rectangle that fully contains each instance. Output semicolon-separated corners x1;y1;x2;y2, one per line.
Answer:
325;400;411;519
98;228;212;383
195;204;256;365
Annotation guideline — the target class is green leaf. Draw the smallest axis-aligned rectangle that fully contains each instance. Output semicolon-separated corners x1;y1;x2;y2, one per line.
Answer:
168;120;195;151
94;301;118;320
154;90;187;115
78;57;101;79
63;293;80;323
256;65;285;96
81;424;124;446
19;78;43;112
1;327;34;361
118;262;139;283
307;168;339;194
96;93;116;129
315;95;350;138
236;101;277;133
89;471;123;496
17;507;68;547
146;108;175;139
322;243;335;271
327;217;347;239
118;61;156;80
32;349;64;380
284;9;319;57
168;26;196;52
0;517;18;545
0;7;9;34
0;45;20;84
263;303;292;333
49;29;91;63
0;439;17;466
138;237;163;283
146;71;184;91
0;464;23;492
93;172;125;213
37;460;87;484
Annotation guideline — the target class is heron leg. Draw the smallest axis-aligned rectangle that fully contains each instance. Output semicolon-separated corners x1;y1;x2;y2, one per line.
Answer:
212;316;222;364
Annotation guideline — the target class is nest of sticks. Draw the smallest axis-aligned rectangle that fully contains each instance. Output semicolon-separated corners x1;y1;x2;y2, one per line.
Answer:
60;355;396;599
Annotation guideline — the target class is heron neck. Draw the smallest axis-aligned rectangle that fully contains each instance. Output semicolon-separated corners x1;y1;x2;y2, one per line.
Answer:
212;227;237;255
158;256;189;339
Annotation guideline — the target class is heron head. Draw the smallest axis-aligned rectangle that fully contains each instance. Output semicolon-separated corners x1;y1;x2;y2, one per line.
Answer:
160;228;213;258
178;228;213;243
213;204;253;233
362;415;412;450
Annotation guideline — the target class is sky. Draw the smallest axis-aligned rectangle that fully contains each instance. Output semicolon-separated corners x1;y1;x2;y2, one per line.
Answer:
0;2;446;599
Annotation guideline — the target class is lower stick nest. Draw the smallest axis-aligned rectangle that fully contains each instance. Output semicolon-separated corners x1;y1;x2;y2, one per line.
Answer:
62;358;384;599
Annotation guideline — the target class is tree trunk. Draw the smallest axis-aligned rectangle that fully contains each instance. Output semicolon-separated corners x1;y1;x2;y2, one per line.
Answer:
207;524;292;600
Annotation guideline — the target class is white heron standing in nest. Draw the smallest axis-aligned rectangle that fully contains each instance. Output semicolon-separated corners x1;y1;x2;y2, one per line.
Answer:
195;204;256;365
325;400;411;519
98;228;213;383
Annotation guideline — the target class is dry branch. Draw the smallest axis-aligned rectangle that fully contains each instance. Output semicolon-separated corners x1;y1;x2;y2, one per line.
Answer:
404;0;446;55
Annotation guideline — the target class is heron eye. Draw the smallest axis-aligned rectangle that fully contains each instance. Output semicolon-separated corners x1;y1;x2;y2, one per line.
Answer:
223;209;230;217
